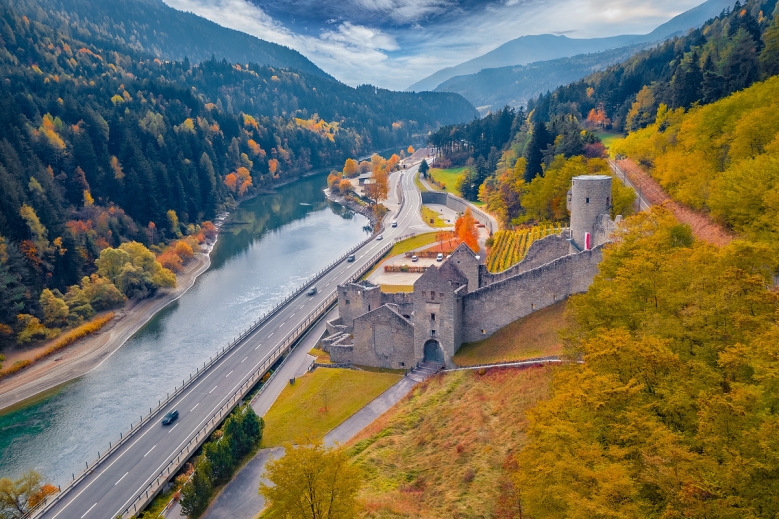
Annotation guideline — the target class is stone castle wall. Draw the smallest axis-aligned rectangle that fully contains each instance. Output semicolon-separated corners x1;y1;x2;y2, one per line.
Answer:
351;305;415;369
478;233;573;287
461;245;604;344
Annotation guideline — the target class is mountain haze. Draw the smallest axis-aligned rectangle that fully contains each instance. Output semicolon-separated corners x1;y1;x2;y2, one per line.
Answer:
407;0;734;92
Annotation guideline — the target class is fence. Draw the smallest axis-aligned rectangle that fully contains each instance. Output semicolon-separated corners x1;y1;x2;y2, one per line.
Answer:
27;234;395;519
608;159;651;212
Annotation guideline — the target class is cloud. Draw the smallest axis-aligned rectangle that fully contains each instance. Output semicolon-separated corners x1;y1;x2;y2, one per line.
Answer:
162;0;709;90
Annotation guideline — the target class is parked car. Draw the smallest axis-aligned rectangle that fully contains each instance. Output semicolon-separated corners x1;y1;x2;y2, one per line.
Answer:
307;287;317;296
376;234;383;240
436;253;444;262
411;255;418;262
162;410;179;425
391;221;398;228
347;254;355;262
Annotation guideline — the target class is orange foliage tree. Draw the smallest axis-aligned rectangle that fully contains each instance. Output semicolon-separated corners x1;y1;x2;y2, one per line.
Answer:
343;158;358;177
224;167;252;196
455;209;479;252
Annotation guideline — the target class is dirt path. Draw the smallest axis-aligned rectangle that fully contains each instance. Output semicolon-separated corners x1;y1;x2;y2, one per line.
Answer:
616;159;735;247
0;250;213;413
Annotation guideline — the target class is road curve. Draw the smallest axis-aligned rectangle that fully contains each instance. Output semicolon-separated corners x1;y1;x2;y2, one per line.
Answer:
36;162;428;519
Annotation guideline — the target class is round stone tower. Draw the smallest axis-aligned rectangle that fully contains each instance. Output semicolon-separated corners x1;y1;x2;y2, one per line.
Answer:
568;175;612;250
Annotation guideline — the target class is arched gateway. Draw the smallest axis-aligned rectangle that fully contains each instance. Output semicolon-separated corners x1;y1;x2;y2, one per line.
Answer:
423;339;444;364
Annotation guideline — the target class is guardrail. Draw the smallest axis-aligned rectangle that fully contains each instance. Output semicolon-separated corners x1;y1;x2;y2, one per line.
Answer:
608;159;651;212
27;237;395;519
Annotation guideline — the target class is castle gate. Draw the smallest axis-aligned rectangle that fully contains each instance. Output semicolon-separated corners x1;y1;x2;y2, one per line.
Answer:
423;339;444;364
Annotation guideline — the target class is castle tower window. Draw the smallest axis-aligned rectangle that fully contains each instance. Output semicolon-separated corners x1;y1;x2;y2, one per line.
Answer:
439;293;443;298
346;300;350;305
482;329;486;335
431;292;435;300
607;196;610;206
431;329;436;336
586;197;590;203
368;305;371;311
431;313;436;321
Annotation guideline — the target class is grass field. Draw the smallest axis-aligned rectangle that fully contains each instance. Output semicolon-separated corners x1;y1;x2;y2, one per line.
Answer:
261;368;401;447
428;167;466;196
361;233;439;280
414;172;428;193
594;129;625;149
453;300;567;366
350;367;553;518
420;206;449;228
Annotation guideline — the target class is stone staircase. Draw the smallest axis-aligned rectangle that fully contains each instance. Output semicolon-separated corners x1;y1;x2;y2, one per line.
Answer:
407;362;443;382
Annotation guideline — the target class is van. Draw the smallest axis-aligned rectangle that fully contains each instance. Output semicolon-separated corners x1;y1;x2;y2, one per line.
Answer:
391;221;398;228
436;253;444;262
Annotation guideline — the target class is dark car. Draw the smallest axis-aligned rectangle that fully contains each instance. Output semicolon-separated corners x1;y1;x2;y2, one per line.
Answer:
307;287;318;296
162;410;179;425
347;254;355;262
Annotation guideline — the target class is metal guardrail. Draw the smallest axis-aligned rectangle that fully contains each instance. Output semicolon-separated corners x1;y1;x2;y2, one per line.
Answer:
27;232;395;519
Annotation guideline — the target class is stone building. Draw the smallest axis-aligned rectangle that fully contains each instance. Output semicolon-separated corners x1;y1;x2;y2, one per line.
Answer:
323;175;619;369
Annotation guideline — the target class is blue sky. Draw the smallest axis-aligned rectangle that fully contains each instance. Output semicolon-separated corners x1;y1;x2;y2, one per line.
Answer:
162;0;709;90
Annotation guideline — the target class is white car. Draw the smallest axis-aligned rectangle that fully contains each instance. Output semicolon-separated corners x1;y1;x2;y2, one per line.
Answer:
376;234;384;241
436;253;444;262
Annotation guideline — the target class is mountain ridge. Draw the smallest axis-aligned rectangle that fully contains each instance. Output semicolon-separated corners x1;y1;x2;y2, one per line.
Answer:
407;0;734;92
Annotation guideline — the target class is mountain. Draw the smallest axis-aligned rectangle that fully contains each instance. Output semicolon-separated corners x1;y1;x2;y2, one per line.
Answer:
407;0;734;92
435;44;652;115
15;0;330;79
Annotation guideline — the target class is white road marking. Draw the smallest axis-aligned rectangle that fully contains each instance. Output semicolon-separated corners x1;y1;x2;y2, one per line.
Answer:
226;370;233;378
241;357;247;363
81;503;97;518
279;322;285;327
168;423;178;434
143;445;156;458
190;403;199;412
208;386;217;394
268;332;273;338
114;472;128;486
255;344;261;350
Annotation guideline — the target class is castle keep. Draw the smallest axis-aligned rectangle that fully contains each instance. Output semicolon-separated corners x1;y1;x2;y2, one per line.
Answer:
323;175;619;369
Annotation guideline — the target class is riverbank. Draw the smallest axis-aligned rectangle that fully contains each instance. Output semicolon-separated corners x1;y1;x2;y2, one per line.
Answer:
0;239;216;414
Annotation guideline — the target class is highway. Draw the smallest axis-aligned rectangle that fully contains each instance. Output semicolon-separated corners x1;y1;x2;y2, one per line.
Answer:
38;159;429;519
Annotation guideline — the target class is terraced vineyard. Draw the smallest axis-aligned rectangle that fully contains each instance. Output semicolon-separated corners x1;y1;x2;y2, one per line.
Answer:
486;224;565;273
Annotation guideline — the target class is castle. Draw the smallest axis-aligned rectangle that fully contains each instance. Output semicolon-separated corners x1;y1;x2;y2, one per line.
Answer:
323;175;619;369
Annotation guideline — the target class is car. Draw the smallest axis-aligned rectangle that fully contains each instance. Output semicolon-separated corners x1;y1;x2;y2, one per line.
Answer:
347;254;355;262
411;255;418;262
391;221;398;228
162;410;179;425
376;234;383;240
307;287;317;296
436;253;444;262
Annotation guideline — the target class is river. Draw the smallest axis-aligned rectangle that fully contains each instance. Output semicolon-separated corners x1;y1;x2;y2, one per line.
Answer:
0;173;370;484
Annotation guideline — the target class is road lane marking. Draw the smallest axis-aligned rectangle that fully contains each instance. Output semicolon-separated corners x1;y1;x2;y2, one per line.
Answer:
279;322;285;327
191;403;199;412
241;357;247;363
81;503;97;518
115;473;128;486
226;370;233;378
268;332;273;338
291;313;295;317
209;386;217;394
255;344;261;350
143;445;156;458
168;423;178;433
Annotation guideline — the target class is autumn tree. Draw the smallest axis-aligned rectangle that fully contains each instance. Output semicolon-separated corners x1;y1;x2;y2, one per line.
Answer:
259;441;362;519
96;242;176;298
455;209;479;253
407;145;415;154
224;167;253;196
39;289;69;327
0;470;57;518
342;158;358;177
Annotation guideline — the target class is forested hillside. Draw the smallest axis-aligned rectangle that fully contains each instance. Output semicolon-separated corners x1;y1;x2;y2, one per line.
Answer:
530;0;779;130
613;75;779;245
12;0;329;78
0;0;475;349
434;44;649;114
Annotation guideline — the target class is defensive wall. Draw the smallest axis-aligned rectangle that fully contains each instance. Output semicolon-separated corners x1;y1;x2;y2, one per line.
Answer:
461;245;604;344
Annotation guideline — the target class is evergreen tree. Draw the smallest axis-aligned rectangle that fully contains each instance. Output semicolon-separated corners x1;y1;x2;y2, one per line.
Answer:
701;54;725;103
524;122;551;182
672;52;704;108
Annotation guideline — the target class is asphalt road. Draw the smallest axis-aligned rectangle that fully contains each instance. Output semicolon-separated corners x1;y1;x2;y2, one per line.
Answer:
40;160;429;519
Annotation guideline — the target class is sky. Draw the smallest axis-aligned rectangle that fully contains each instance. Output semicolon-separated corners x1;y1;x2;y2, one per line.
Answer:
162;0;709;90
